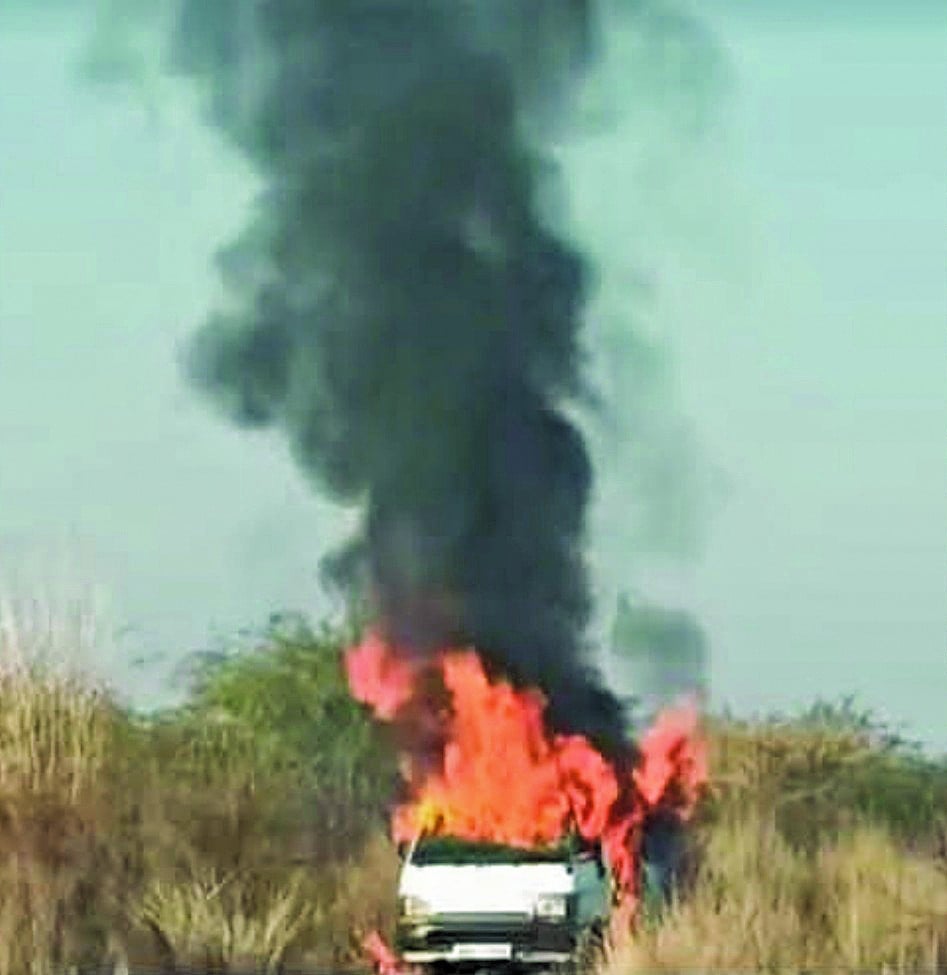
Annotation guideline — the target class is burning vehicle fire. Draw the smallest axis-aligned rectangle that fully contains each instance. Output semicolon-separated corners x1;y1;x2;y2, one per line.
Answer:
175;0;714;968
347;632;706;973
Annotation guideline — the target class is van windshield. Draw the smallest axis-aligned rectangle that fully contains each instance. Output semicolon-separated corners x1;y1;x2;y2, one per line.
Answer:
411;834;591;865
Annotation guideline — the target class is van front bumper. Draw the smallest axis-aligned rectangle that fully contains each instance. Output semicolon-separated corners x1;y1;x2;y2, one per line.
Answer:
396;913;576;965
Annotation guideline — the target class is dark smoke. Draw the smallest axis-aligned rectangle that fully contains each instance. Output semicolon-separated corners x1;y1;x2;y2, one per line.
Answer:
168;0;717;757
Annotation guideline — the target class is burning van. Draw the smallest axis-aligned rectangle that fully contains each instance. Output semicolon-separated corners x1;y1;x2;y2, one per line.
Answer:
348;632;707;973
395;831;611;972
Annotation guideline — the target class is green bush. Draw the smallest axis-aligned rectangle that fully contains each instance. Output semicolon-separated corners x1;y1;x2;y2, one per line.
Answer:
130;615;400;968
705;697;947;854
169;614;398;866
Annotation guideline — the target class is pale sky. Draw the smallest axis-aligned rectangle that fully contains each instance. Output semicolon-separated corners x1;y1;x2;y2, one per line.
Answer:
673;6;946;751
0;3;944;752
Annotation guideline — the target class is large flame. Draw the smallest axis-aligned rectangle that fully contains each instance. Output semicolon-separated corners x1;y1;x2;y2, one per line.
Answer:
347;629;706;912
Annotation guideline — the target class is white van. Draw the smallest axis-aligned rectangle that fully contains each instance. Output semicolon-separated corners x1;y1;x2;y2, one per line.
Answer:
395;833;611;973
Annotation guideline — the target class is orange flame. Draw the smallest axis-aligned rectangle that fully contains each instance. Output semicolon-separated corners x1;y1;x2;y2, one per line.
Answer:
347;630;419;720
363;930;410;975
346;630;707;914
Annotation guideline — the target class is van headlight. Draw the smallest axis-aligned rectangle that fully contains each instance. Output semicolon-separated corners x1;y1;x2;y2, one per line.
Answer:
534;893;568;920
400;895;432;918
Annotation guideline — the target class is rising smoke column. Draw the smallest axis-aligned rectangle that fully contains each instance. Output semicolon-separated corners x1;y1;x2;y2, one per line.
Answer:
175;0;631;754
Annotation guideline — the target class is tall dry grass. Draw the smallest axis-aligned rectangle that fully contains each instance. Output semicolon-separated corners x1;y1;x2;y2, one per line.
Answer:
129;709;397;972
611;711;947;974
1;588;944;973
0;598;396;973
613;813;947;973
0;594;143;975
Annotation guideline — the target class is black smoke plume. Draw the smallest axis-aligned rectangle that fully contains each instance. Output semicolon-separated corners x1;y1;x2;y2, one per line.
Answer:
170;0;711;757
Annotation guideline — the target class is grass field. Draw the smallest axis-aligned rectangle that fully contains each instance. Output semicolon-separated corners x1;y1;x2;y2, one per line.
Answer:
0;599;943;973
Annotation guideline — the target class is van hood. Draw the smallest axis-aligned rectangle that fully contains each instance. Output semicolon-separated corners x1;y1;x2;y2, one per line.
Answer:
399;862;574;914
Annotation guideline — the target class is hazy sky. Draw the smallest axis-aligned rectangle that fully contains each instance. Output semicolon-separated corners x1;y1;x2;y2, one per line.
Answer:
679;4;946;751
1;3;944;752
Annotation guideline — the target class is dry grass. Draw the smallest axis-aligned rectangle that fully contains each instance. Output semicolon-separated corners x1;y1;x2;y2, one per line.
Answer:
0;594;142;975
611;815;947;974
0;595;395;973
301;831;400;970
1;590;944;973
136;868;312;973
610;712;947;975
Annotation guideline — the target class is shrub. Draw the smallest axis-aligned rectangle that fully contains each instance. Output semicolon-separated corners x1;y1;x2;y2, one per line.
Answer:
612;701;947;975
0;597;144;974
704;698;947;852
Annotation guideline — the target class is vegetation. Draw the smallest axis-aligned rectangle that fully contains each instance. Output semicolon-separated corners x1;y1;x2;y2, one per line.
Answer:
0;599;943;973
614;706;947;974
0;604;398;974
